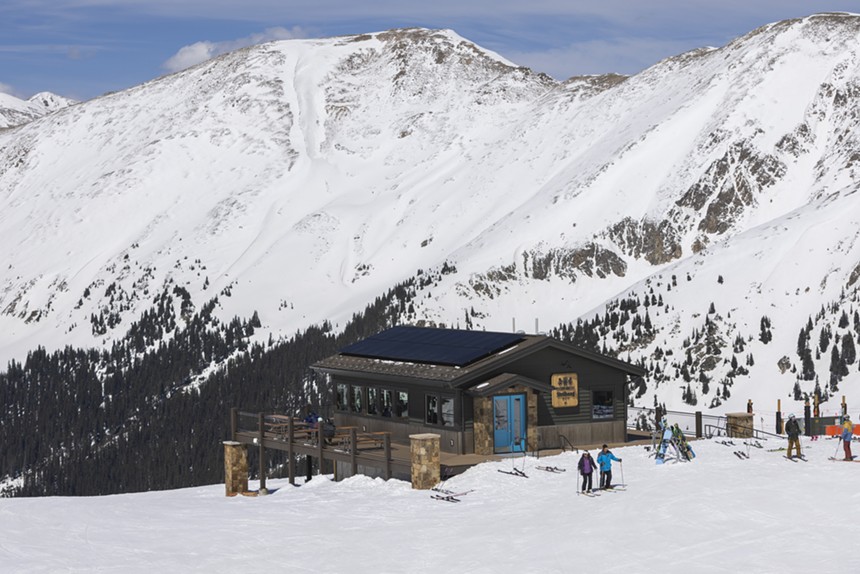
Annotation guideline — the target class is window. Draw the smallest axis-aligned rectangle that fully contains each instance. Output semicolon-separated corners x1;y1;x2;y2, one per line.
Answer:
425;395;439;425
336;384;348;411
351;386;363;413
424;393;456;426
396;391;408;419
367;388;379;415
592;390;614;419
441;397;455;427
381;389;393;417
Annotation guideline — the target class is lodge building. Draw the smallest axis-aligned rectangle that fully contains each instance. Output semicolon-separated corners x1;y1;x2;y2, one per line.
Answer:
311;325;647;457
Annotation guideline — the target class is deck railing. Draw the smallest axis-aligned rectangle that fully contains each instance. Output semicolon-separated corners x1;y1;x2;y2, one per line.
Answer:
231;409;408;488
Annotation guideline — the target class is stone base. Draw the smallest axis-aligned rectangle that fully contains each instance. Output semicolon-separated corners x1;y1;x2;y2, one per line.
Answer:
410;433;440;490
223;441;249;496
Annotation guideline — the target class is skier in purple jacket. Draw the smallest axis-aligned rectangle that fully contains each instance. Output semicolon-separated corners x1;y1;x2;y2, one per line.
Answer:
577;451;597;493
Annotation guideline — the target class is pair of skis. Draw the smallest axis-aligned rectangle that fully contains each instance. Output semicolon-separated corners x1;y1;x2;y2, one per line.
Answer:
828;456;860;463
783;455;807;462
430;487;474;502
498;467;528;478
578;485;627;498
535;465;566;473
734;450;749;460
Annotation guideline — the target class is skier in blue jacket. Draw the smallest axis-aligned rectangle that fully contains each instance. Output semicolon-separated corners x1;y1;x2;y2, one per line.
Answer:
597;444;621;489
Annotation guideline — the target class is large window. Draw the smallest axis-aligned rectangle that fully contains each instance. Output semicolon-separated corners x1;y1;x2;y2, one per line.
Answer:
592;390;614;420
425;395;438;425
336;384;348;411
441;397;455;427
424;393;456;427
333;383;409;420
367;388;379;415
351;386;363;413
396;391;408;419
381;390;394;417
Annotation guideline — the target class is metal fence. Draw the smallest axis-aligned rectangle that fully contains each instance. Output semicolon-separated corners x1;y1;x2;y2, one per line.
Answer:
628;406;725;436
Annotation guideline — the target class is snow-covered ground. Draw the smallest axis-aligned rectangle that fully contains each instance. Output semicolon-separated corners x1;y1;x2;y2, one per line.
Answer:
3;436;859;573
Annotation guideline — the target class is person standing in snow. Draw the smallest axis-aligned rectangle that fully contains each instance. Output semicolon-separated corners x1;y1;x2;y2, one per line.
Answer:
577;451;597;493
842;414;854;461
785;413;802;459
597;444;621;489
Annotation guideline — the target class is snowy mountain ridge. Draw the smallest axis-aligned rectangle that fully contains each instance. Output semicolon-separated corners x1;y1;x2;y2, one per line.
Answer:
0;91;76;129
2;16;860;412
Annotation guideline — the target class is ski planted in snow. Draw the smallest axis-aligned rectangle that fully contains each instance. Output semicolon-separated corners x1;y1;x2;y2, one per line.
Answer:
734;450;749;459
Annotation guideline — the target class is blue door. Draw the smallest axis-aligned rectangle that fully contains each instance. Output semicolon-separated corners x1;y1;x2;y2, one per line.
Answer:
493;394;527;453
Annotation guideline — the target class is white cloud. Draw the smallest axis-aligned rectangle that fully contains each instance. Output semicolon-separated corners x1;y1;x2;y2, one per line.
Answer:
0;81;25;98
162;26;307;72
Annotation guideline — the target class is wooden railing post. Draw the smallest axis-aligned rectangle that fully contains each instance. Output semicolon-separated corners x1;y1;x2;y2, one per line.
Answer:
383;433;391;480
288;417;295;485
258;412;268;495
350;428;358;477
695;411;702;438
317;425;324;477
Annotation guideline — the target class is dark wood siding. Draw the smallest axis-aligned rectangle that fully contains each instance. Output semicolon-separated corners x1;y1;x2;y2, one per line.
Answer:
463;347;628;426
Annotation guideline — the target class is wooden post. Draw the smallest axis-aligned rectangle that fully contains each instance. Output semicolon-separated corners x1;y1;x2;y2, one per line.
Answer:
258;413;267;495
230;407;238;440
317;424;325;477
383;433;392;480
350;427;358;477
288;416;295;485
843;396;848;416
776;399;783;434
804;398;812;437
695;411;702;438
747;399;753;414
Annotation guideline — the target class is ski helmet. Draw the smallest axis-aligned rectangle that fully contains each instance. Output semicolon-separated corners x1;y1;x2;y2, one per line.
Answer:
845;414;851;420
788;413;795;419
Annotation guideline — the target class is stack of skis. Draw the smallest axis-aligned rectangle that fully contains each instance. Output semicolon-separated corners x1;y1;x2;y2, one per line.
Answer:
654;422;696;465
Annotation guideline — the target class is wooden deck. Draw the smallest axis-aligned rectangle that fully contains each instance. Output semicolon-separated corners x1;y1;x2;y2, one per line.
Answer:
231;409;658;488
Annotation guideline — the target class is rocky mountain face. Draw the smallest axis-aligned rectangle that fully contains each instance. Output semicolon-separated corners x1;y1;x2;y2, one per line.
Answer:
1;16;860;414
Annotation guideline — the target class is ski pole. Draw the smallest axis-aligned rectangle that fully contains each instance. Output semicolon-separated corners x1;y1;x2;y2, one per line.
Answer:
834;434;843;458
620;460;625;487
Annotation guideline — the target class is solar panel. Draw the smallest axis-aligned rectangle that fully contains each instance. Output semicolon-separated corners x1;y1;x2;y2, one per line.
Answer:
340;326;524;367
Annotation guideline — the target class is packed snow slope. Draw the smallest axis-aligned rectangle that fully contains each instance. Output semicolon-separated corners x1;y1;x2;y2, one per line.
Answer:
2;15;860;411
3;437;859;573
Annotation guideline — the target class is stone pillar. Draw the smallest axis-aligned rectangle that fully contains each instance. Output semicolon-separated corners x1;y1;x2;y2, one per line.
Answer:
726;413;753;438
410;433;440;490
473;397;493;456
223;441;248;496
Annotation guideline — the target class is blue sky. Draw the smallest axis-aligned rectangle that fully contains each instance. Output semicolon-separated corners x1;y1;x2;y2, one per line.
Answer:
2;1;859;101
